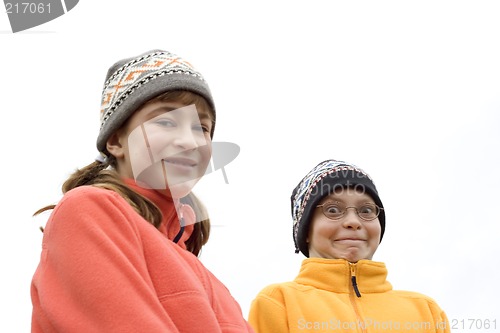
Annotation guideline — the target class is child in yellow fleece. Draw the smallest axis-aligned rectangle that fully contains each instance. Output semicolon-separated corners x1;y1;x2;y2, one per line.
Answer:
249;159;450;333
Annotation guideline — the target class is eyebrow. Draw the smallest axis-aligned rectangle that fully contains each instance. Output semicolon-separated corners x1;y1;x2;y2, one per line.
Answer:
147;105;213;122
197;111;212;121
322;196;375;205
146;107;174;118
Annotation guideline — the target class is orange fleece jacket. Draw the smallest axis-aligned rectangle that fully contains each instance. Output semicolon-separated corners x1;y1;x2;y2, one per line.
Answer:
249;258;450;333
31;183;254;333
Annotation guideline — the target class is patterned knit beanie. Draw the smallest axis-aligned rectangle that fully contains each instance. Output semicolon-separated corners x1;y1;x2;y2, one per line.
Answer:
291;159;385;257
96;49;215;155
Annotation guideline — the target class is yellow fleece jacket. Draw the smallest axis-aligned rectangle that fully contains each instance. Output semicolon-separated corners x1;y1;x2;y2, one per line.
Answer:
249;258;449;333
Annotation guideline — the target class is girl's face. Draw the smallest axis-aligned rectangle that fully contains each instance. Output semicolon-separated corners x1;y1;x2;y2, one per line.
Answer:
109;100;213;198
307;187;381;262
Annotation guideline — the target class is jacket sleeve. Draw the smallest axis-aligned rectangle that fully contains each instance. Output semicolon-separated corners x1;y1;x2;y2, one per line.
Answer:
248;286;289;333
431;301;451;333
440;310;451;333
31;186;180;333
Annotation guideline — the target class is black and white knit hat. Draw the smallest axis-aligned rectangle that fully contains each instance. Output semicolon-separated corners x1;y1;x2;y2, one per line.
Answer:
96;49;215;155
291;159;386;257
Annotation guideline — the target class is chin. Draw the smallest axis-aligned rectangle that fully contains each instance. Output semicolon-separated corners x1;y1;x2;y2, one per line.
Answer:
338;251;365;263
167;182;197;199
345;254;374;263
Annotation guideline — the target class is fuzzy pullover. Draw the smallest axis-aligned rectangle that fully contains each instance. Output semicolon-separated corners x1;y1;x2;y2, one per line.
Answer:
31;182;254;333
249;258;449;333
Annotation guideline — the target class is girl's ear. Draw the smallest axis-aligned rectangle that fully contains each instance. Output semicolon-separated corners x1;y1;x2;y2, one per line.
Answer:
106;131;125;159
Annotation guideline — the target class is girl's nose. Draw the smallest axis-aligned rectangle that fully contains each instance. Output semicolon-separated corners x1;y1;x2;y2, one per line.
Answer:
173;126;206;150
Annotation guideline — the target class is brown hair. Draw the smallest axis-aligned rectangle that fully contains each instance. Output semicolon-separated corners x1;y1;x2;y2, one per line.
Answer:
35;90;214;257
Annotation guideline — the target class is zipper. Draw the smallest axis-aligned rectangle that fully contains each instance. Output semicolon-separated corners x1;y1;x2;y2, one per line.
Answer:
351;263;362;298
349;262;366;333
172;204;186;244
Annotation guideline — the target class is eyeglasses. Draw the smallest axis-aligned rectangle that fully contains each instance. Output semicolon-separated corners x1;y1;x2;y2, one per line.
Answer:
316;202;383;221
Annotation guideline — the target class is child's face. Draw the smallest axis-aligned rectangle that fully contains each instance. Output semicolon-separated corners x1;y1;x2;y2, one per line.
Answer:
114;100;213;198
307;187;381;262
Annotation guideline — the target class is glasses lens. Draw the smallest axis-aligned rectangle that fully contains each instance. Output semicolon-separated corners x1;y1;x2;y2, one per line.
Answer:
320;202;380;220
358;204;379;220
322;203;344;219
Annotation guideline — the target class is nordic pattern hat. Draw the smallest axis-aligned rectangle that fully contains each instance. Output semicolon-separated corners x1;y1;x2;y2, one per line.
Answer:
291;159;385;257
96;49;215;154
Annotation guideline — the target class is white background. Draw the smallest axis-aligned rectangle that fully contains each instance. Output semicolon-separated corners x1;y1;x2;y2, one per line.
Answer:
1;1;500;332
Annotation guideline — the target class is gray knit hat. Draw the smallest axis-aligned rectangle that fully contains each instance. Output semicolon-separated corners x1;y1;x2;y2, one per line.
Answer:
291;159;385;257
97;49;215;155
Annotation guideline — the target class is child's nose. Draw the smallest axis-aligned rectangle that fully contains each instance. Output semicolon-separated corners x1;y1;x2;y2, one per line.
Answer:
342;208;363;229
173;126;205;150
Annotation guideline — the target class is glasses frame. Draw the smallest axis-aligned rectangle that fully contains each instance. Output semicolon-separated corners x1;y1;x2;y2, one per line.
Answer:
316;202;383;221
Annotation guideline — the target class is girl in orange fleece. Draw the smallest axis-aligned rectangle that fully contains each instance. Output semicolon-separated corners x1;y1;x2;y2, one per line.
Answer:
249;159;450;333
31;50;254;333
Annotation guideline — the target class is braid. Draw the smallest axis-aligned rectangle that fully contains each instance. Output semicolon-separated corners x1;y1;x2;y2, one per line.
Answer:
34;156;210;256
35;158;162;230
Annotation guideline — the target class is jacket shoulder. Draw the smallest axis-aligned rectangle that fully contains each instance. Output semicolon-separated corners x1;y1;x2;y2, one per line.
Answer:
390;289;441;305
43;185;139;237
253;280;310;303
61;185;121;202
54;185;130;215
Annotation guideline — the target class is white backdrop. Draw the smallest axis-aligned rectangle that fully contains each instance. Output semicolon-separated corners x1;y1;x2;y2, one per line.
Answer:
1;1;499;332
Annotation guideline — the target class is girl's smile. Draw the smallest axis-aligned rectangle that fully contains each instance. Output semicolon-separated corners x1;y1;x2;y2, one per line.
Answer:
109;102;213;198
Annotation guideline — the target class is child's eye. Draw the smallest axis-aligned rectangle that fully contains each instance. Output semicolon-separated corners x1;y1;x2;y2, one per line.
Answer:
155;119;176;127
325;204;342;215
193;124;211;133
202;122;213;133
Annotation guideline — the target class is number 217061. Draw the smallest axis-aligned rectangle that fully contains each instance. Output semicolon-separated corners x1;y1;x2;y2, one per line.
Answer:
5;2;51;14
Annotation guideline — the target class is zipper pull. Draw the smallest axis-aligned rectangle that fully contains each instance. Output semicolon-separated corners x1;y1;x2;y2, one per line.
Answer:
350;263;361;298
172;204;186;244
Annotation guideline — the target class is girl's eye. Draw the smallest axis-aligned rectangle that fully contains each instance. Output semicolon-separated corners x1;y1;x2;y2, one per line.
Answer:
155;119;176;127
193;124;211;133
192;125;205;132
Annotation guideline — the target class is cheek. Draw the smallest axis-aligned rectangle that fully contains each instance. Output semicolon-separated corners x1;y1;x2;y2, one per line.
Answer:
309;218;336;243
127;127;157;177
201;138;212;154
366;221;382;244
197;141;212;167
147;132;175;157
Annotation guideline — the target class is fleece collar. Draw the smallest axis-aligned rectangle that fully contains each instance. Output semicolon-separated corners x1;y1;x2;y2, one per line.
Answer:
294;258;392;294
123;178;196;249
